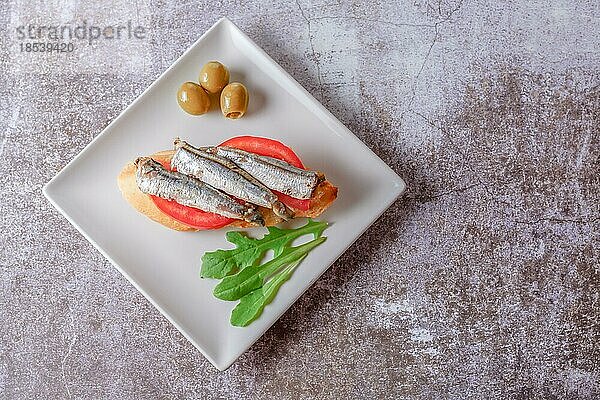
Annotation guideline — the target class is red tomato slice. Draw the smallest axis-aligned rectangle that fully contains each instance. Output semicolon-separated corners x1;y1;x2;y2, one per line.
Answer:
151;196;234;230
219;136;305;169
273;191;310;211
149;158;235;230
220;136;311;210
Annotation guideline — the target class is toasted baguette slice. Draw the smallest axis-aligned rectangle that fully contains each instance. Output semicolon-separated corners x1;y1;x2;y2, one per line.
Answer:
117;150;338;231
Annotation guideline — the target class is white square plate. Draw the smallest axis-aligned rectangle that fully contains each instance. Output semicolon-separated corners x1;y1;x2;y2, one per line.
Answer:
43;18;405;370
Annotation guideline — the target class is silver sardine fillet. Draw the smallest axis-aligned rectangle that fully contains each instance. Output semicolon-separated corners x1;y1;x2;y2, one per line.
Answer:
135;157;263;225
205;146;321;200
171;139;291;220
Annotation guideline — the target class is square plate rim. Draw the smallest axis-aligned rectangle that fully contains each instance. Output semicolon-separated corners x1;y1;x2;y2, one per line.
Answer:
42;16;407;371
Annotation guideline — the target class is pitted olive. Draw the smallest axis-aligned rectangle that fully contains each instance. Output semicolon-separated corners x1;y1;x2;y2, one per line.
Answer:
199;61;230;94
220;82;249;119
177;82;210;115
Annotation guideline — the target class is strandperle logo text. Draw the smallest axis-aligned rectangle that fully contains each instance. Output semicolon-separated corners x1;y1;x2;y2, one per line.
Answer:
15;20;146;53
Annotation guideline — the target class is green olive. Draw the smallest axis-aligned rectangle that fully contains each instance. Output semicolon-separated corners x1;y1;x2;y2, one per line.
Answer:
177;82;210;115
199;61;230;94
220;82;249;119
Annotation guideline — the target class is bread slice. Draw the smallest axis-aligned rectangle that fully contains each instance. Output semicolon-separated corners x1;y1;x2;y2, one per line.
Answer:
117;150;338;231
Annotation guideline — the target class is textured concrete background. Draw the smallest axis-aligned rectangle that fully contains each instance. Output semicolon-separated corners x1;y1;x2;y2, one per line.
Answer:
1;0;599;399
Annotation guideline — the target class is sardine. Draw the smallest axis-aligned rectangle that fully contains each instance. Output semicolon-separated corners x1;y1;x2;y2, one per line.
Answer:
172;139;291;220
204;146;321;200
135;157;264;225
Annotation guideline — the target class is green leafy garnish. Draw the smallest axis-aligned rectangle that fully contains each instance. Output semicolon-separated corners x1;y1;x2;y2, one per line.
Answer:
213;237;326;300
201;219;329;327
201;219;328;279
230;255;307;327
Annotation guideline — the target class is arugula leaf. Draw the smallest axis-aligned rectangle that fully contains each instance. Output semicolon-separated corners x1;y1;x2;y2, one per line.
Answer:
201;219;328;279
213;237;326;300
230;255;307;327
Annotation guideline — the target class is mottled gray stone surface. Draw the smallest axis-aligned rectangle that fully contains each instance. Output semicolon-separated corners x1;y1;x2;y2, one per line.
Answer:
1;0;599;399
